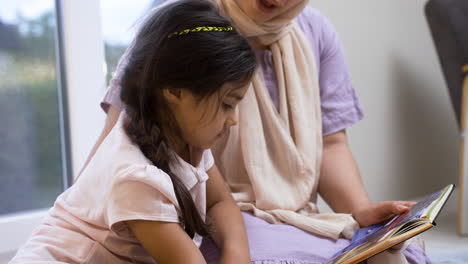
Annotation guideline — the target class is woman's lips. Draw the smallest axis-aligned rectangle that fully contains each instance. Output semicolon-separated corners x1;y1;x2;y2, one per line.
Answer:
257;0;277;13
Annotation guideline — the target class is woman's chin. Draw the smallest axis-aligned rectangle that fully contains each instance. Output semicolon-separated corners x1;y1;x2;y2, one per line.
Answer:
253;0;279;21
256;0;278;14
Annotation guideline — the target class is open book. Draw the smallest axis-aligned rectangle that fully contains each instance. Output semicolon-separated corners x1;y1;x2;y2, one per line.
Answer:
327;184;454;264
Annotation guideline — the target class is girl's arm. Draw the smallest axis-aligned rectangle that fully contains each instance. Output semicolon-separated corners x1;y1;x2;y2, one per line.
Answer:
318;129;413;227
127;220;207;264
205;165;251;264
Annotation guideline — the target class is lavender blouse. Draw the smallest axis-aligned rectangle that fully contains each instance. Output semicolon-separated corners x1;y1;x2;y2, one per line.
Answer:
101;6;364;136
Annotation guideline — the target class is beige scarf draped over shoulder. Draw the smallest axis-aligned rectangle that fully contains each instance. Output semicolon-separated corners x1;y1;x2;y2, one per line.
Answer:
213;0;358;240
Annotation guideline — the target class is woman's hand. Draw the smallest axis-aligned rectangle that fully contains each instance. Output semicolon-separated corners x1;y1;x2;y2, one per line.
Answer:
352;201;416;227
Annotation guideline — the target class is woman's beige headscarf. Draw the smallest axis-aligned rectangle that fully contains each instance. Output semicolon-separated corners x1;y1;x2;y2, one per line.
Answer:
212;0;358;240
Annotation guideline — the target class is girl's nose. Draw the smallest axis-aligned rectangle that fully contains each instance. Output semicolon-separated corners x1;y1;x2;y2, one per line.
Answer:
226;110;238;127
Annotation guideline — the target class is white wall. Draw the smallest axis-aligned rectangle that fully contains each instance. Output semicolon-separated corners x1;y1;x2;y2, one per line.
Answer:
62;0;106;178
311;0;459;202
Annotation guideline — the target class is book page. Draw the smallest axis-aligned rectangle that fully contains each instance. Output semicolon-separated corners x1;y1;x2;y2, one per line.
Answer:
421;184;454;222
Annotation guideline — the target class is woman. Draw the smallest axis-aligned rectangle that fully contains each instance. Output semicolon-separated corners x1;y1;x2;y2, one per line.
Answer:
90;0;430;263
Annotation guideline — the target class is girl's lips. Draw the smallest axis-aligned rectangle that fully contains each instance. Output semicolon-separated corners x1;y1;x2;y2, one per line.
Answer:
216;127;229;140
257;0;277;13
216;130;226;139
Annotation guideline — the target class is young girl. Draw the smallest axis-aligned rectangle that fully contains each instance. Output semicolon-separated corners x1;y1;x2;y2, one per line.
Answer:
10;1;256;263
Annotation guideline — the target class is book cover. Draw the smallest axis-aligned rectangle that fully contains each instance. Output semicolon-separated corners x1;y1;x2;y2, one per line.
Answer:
327;184;454;264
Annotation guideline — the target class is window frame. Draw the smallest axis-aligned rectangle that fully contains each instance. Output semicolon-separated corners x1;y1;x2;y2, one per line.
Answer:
0;0;106;256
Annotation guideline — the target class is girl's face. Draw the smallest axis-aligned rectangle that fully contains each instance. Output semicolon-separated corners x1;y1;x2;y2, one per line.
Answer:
166;82;249;151
234;0;305;23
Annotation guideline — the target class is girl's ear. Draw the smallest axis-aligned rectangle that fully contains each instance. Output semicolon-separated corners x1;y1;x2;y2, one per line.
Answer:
162;88;183;105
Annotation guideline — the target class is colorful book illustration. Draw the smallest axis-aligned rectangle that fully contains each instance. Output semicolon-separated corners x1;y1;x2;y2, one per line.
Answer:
327;184;454;264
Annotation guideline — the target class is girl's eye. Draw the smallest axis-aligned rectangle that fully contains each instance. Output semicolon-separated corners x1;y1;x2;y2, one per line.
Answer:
223;103;233;110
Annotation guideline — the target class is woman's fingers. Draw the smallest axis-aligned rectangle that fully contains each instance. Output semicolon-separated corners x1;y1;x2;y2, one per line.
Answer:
353;200;417;227
370;201;413;224
401;201;417;207
392;201;417;215
373;201;401;217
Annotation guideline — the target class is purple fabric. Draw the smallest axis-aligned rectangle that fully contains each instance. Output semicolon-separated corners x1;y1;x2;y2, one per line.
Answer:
200;213;431;264
258;6;364;136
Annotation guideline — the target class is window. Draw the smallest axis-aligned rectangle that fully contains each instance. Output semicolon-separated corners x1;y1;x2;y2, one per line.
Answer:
100;0;162;84
0;0;66;215
1;0;106;258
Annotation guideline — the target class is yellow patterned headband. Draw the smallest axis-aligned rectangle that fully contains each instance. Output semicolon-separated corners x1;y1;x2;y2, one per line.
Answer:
168;26;233;38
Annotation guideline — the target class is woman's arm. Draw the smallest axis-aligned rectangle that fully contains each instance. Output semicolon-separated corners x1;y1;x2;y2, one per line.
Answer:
127;220;207;264
318;129;414;227
205;165;250;264
76;105;121;178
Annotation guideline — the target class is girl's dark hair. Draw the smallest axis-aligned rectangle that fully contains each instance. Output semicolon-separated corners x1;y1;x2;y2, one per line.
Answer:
120;0;256;238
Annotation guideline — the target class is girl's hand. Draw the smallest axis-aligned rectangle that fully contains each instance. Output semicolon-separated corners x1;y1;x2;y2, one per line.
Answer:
127;220;207;264
219;248;251;264
206;165;251;264
352;201;417;227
